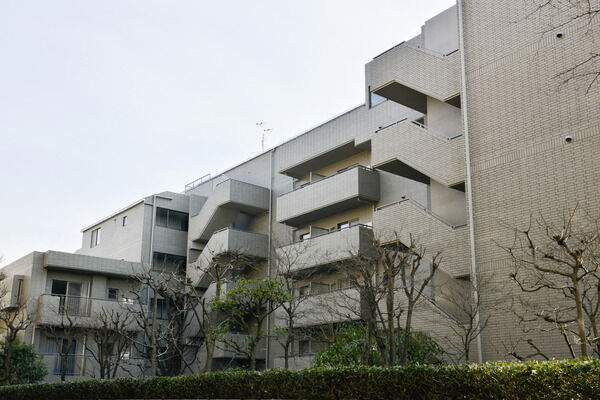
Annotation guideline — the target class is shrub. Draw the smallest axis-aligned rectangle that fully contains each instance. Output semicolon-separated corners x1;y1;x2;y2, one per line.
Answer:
0;339;46;385
314;324;443;367
0;359;599;399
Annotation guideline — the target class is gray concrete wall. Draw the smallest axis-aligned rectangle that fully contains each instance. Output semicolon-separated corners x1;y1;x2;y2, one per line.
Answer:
426;96;462;138
422;5;458;54
430;179;467;226
78;201;146;263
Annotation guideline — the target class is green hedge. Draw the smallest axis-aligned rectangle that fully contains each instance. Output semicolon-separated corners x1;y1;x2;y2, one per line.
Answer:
1;359;599;399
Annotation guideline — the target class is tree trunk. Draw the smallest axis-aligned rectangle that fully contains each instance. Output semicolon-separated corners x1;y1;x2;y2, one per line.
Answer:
203;338;215;373
400;302;414;365
284;340;290;369
151;294;158;376
573;279;588;357
385;276;395;366
3;339;13;384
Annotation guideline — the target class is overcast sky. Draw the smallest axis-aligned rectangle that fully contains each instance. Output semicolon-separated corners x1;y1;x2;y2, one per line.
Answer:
0;0;455;266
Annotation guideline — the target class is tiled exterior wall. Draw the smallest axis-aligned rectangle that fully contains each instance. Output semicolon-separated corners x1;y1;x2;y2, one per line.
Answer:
462;1;600;360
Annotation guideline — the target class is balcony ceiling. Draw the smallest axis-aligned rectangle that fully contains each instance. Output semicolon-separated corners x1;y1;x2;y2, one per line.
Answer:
374;82;427;114
374;159;431;185
282;197;373;227
279;141;361;179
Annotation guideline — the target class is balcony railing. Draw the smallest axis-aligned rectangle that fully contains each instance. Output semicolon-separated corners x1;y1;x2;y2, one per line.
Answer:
277;224;374;274
37;294;143;329
277;165;380;226
41;353;87;377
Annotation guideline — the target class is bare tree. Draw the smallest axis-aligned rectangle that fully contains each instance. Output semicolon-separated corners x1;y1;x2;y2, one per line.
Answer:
187;250;263;372
272;239;313;369
503;206;600;358
84;307;135;379
440;278;491;362
527;0;600;92
341;233;440;366
128;265;201;376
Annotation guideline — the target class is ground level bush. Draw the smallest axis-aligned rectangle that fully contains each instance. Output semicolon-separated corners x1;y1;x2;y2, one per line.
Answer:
0;359;598;399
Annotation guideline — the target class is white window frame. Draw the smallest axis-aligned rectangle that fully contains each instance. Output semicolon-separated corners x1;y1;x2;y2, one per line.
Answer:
91;227;101;247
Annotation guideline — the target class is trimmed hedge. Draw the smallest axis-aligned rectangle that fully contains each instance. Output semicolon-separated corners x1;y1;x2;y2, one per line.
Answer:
1;359;599;399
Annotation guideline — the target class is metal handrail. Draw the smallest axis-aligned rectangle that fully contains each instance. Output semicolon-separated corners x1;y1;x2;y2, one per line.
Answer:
41;293;134;303
184;173;211;192
279;165;374;197
373;40;459;60
375;118;462;141
409;120;463;140
375;198;467;230
282;223;373;247
375;118;408;133
402;42;459;57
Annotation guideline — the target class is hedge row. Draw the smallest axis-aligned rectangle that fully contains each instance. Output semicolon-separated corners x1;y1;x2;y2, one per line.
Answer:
1;359;599;399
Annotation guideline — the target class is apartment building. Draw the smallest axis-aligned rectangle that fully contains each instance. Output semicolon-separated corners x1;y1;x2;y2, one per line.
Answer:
2;1;599;380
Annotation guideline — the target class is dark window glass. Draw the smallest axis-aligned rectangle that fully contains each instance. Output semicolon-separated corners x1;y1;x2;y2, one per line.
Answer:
152;252;186;274
156;208;168;227
370;91;387;108
156;208;188;231
108;288;118;300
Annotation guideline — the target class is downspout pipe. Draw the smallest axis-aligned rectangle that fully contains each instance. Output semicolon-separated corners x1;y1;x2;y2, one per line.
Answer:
457;0;484;364
266;149;275;369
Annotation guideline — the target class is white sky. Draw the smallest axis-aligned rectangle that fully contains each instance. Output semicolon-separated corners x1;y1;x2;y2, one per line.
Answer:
0;0;455;266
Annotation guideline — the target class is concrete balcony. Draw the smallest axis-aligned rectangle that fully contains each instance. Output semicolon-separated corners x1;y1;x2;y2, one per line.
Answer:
213;333;266;360
373;199;470;277
189;179;270;242
37;294;143;330
273;354;315;370
277;166;380;227
275;287;361;328
371;120;465;187
276;225;373;275
188;228;268;288
366;43;460;111
44;251;143;278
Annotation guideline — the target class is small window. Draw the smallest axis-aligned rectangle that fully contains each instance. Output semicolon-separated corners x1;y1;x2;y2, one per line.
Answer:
337;221;350;230
369;91;387;108
298;286;309;297
91;227;101;247
121;349;131;360
300;232;311;241
122;216;128;226
299;340;310;354
151;298;168;320
15;278;24;301
107;288;118;300
155;208;188;231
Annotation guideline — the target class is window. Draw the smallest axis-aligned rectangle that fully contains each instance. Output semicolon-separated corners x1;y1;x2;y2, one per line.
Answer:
298;286;309;297
90;227;101;247
299;232;311;241
150;298;168;320
155;207;188;231
152;252;187;274
107;288;118;301
15;278;24;301
337;219;359;230
122;216;128;226
369;91;387;108
299;340;311;354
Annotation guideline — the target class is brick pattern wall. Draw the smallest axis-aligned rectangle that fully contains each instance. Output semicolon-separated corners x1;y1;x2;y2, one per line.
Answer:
366;45;461;101
373;200;471;277
463;1;600;360
372;120;466;186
